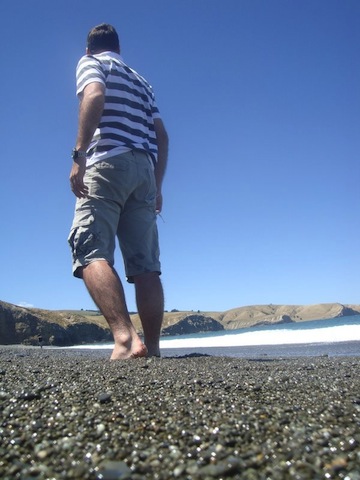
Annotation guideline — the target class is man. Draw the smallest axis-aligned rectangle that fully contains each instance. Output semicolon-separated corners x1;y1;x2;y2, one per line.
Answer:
68;24;168;360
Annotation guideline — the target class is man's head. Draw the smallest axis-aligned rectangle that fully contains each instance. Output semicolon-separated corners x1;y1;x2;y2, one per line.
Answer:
86;24;120;54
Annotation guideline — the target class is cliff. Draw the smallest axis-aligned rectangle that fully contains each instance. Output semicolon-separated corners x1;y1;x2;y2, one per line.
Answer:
162;314;224;336
0;301;112;347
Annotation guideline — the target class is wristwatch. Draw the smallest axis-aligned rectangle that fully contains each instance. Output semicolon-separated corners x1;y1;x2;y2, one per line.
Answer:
71;148;87;160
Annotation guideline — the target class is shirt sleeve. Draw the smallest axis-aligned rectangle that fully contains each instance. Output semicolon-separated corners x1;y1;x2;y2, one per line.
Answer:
76;55;106;97
147;84;161;119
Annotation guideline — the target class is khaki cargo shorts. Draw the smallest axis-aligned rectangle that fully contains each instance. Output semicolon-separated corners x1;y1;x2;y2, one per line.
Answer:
68;150;161;282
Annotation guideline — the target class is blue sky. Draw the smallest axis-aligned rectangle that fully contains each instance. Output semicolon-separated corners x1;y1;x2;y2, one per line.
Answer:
1;0;359;312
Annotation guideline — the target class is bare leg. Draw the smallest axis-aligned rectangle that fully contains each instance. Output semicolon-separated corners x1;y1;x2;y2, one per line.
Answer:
134;272;164;357
81;260;147;360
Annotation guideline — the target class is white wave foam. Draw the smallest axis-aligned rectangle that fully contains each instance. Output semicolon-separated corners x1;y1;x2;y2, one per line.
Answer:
160;324;360;349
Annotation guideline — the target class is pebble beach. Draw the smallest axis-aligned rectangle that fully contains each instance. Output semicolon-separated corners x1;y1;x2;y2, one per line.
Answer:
0;347;359;479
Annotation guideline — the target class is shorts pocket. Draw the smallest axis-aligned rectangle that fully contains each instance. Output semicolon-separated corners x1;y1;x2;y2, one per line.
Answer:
144;168;157;207
68;209;96;259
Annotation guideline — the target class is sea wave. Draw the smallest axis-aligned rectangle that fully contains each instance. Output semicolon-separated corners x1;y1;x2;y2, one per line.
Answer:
161;319;360;348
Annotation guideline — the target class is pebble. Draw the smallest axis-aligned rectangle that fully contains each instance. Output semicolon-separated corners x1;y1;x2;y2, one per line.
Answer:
0;348;359;479
98;392;112;404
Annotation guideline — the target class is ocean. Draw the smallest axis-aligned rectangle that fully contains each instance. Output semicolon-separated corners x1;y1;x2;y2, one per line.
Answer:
67;315;360;358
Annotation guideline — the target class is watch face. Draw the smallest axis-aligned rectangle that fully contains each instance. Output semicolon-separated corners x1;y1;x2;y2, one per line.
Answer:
72;149;86;160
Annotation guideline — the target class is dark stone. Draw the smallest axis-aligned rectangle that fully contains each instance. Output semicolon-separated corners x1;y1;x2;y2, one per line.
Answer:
98;392;112;403
18;391;41;401
97;460;132;479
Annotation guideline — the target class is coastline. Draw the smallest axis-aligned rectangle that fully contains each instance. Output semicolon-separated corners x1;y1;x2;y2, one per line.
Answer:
0;347;359;479
2;339;360;359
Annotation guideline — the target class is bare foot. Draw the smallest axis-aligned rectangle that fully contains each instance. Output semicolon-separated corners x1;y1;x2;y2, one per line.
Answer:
146;347;161;358
143;338;161;358
110;339;148;360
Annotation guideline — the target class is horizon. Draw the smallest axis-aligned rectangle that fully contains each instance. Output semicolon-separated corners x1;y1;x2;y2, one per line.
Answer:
3;299;359;315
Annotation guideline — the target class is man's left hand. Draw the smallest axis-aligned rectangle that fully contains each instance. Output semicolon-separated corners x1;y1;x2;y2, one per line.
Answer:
156;192;163;214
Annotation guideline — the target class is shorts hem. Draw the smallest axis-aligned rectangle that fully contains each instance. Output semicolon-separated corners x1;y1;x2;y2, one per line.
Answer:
72;258;109;278
126;270;161;284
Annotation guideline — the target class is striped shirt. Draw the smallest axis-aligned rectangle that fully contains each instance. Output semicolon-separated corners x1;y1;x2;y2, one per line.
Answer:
76;51;161;166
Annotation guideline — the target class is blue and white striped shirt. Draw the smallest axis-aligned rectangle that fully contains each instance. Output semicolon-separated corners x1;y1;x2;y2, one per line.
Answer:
76;51;161;166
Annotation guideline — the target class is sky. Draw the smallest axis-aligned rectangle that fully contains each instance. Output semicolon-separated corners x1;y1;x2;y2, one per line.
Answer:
1;0;359;313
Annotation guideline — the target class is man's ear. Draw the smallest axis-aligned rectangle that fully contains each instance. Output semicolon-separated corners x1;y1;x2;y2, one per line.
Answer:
86;47;91;55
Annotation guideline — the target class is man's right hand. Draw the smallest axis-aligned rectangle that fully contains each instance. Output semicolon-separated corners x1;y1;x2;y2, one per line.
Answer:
70;159;89;198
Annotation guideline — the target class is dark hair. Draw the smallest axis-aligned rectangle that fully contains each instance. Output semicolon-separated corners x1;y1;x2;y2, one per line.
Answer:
87;24;120;54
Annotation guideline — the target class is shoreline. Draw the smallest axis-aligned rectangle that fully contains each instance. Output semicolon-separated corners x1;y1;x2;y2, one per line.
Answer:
1;339;359;358
0;348;359;479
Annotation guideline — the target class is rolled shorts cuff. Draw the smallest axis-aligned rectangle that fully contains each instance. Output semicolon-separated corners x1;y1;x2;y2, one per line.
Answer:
72;257;109;279
126;266;162;283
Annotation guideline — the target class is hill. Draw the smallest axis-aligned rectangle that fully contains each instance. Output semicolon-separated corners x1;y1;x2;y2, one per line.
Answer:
0;300;359;346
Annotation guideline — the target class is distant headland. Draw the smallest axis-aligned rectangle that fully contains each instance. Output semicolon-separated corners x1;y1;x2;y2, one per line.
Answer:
0;300;359;347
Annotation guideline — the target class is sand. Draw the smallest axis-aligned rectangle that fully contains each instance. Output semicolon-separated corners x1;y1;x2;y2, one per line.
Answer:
0;347;359;479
